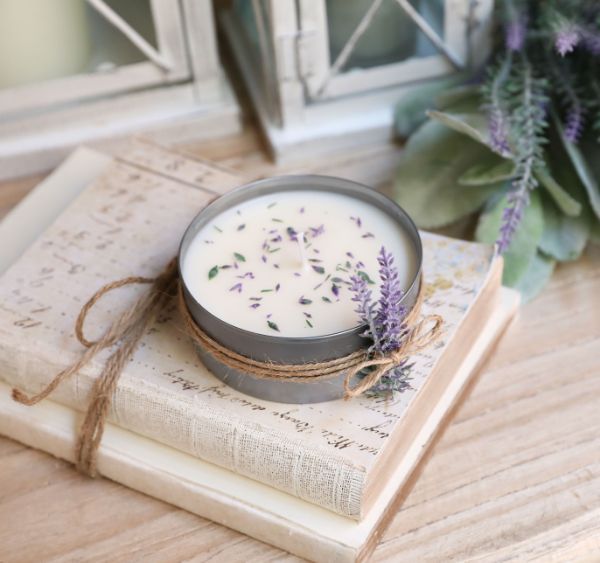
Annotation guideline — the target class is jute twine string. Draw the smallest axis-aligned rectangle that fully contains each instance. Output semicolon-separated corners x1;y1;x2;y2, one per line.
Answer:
11;257;442;477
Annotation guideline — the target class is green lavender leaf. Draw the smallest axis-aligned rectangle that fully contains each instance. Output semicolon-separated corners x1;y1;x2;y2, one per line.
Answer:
427;110;490;147
475;190;544;287
554;114;600;220
394;120;500;228
459;155;516;187
208;266;219;280
357;271;376;285
394;75;466;137
539;195;590;261
534;166;582;217
234;252;246;262
267;320;279;332
513;251;556;303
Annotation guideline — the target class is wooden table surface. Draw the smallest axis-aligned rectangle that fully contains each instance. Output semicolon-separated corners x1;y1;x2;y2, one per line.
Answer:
1;126;599;562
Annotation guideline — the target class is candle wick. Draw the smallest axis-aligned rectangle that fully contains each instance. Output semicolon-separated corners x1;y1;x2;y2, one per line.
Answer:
297;231;309;271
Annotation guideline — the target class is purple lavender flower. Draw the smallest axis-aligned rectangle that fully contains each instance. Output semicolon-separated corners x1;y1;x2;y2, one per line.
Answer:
309;224;325;237
505;17;526;52
375;247;407;354
565;103;585;142
497;189;528;253
349;273;379;349
488;107;511;156
555;26;580;56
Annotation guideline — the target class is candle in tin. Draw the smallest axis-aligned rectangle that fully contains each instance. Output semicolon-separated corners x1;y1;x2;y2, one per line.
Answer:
179;175;422;403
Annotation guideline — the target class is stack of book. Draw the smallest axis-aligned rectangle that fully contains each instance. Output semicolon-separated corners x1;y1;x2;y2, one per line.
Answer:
0;140;518;562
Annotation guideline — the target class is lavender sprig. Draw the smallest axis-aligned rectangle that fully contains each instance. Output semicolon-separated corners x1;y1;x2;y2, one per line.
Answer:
349;247;411;395
555;26;580;56
375;248;407;354
497;59;548;252
349;274;380;352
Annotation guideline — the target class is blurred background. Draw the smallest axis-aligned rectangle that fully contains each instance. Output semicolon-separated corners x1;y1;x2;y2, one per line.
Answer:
0;0;491;181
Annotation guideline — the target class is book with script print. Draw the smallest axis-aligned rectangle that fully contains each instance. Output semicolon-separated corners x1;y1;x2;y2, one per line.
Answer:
0;141;519;562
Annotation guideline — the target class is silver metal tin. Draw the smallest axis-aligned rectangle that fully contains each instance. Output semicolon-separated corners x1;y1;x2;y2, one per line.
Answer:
178;175;422;403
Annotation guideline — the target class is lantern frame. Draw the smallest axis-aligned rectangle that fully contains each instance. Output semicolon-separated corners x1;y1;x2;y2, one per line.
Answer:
222;0;493;160
0;0;240;180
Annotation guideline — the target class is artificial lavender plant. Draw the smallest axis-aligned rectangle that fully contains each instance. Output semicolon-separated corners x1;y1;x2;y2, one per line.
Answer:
394;0;600;300
350;247;412;395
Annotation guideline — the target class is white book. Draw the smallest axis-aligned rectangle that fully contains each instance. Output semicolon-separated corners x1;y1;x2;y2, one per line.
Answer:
0;142;518;553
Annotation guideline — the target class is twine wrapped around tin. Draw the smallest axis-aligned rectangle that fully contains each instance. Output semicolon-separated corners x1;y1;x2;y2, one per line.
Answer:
10;257;442;477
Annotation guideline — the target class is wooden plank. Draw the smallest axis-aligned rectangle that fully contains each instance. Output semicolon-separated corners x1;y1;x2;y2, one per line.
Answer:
0;130;599;562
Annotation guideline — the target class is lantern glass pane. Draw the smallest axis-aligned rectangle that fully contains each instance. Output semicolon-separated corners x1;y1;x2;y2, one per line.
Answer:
88;0;158;68
326;0;444;70
232;0;276;96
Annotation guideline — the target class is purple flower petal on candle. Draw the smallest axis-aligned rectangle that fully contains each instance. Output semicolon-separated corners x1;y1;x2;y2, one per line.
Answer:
275;283;281;292
300;207;305;214
311;265;325;274
237;224;246;231
220;264;232;270
309;224;325;237
229;282;243;293
346;251;354;258
299;296;312;305
303;312;312;318
204;240;214;244
271;234;283;243
286;226;298;241
313;248;320;254
250;303;261;309
331;283;340;297
294;272;302;277
261;255;267;263
356;261;365;269
362;232;375;239
273;264;280;269
250;297;262;301
350;216;362;228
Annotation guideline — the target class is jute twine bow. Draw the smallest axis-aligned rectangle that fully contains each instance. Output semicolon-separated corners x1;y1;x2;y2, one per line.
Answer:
12;257;442;477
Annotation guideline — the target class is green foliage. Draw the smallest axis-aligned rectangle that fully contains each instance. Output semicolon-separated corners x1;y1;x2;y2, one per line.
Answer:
534;166;582;216
554;115;600;219
475;190;544;288
394;75;466;138
391;0;600;301
394;120;499;229
427;111;490;147
513;252;556;303
459;155;516;187
539;195;590;261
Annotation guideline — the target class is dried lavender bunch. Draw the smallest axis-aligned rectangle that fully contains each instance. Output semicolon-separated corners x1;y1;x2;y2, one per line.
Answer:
350;247;410;395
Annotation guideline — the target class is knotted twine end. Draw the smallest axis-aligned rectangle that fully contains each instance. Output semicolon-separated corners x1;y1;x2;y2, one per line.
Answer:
11;257;442;477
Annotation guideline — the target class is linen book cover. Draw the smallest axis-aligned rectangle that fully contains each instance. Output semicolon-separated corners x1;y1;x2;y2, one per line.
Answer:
0;142;498;519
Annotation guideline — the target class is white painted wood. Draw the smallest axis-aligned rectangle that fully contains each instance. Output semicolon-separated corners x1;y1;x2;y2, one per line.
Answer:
268;0;306;126
296;0;330;96
0;0;192;117
0;0;241;179
315;54;455;101
87;0;171;70
222;0;494;160
149;0;190;79
0;84;240;180
181;0;223;104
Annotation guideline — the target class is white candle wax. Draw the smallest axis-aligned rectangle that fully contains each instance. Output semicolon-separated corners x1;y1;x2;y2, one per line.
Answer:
182;190;416;337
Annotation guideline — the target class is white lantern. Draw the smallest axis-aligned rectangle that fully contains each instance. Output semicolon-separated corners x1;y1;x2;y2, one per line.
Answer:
222;0;493;160
0;0;240;180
